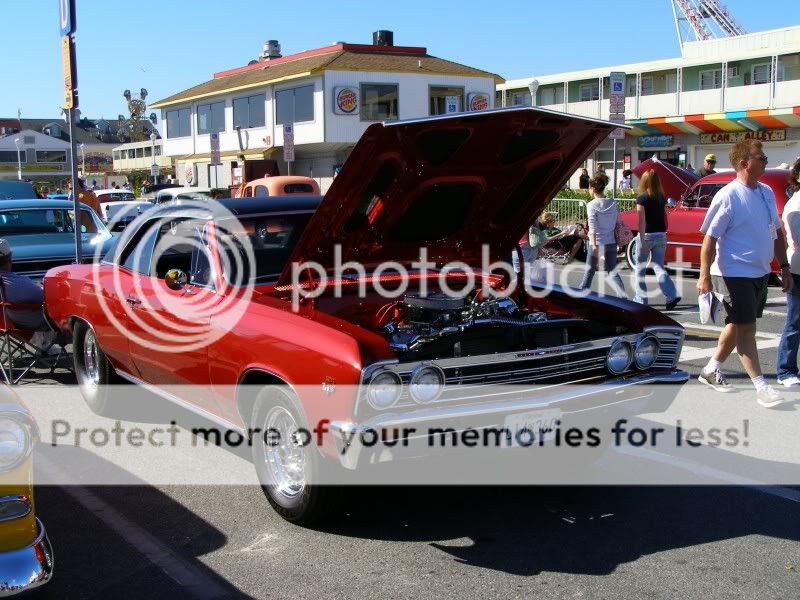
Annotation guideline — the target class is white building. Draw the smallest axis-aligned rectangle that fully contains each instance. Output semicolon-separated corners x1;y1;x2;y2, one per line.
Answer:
150;32;502;192
498;25;800;185
112;139;173;176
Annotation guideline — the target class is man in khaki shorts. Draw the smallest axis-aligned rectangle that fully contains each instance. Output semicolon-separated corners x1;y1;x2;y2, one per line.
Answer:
696;139;793;407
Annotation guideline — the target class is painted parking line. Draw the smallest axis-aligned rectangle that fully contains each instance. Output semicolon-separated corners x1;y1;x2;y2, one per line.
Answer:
614;445;800;504
677;322;782;362
37;456;231;599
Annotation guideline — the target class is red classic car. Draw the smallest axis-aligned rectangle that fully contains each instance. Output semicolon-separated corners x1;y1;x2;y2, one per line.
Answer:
44;108;687;524
620;168;792;274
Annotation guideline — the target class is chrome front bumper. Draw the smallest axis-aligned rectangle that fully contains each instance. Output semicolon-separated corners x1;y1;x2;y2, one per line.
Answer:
330;369;688;469
0;519;54;597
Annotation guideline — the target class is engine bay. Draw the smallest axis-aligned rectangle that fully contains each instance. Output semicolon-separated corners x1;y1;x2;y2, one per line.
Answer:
380;292;600;361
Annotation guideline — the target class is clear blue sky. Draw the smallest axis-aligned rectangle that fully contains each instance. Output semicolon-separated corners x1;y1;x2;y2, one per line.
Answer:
0;0;791;124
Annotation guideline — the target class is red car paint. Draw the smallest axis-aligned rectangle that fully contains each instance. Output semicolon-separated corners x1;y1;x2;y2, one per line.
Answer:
619;169;791;272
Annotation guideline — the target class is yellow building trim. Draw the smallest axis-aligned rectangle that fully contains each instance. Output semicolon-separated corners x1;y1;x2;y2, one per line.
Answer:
150;72;315;108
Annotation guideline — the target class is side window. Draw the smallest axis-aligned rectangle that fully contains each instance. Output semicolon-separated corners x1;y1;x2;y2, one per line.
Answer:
149;219;211;284
254;185;268;197
121;219;160;274
244;186;254;198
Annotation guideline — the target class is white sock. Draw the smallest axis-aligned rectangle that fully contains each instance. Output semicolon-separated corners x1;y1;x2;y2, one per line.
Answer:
705;358;723;373
751;375;767;390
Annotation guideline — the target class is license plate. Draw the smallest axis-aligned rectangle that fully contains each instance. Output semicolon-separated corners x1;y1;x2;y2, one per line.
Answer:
502;408;561;448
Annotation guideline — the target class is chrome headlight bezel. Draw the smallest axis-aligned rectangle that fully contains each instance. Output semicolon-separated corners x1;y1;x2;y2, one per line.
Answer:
634;335;660;369
409;364;446;404
366;370;403;410
0;414;34;473
606;339;633;374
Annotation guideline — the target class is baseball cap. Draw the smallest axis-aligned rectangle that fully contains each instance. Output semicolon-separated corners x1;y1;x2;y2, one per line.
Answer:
0;239;11;258
705;154;717;163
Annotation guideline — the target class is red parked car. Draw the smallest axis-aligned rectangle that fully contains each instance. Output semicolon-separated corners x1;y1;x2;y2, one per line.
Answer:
620;168;792;275
43;108;687;524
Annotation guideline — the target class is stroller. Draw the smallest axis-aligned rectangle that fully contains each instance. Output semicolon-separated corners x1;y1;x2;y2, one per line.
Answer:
539;223;588;265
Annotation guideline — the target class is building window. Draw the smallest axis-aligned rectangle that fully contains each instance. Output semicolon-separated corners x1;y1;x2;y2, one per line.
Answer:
510;91;531;106
43;124;62;138
752;63;772;85
539;86;564;105
0;151;21;163
626;77;637;97
429;86;464;115
36;150;67;163
595;149;623;174
360;83;399;121
275;85;314;125
699;69;722;90
233;93;266;129
155;146;162;156
166;107;191;138
640;77;654;96
197;101;225;134
144;146;152;157
578;82;599;102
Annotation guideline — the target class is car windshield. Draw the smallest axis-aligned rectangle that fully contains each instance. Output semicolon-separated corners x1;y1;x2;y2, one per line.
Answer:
97;192;136;203
215;213;314;285
0;207;109;236
174;192;211;201
683;183;726;208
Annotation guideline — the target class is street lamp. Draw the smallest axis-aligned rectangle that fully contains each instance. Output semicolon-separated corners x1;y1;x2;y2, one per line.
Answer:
527;80;540;107
79;143;85;177
149;132;158;184
13;138;22;181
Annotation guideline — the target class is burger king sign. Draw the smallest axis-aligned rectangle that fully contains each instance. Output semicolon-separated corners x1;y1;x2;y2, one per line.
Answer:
334;86;359;115
468;92;490;112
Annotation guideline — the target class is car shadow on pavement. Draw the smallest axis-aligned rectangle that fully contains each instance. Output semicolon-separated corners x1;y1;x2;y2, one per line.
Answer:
316;483;800;577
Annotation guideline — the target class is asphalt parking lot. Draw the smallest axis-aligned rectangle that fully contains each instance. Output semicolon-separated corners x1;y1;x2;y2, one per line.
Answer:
18;264;800;599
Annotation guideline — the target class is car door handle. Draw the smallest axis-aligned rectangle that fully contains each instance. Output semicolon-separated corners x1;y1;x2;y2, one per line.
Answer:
126;296;142;306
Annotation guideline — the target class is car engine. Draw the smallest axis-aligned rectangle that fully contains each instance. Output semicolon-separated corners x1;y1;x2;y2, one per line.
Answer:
382;292;590;361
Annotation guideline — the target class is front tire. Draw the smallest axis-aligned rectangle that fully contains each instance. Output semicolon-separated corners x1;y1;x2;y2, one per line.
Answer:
72;321;121;415
251;386;341;525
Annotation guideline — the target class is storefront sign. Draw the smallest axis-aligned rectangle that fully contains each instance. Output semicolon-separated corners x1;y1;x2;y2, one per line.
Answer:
699;130;786;144
59;0;76;36
638;134;674;148
467;92;489;111
333;87;359;114
61;35;77;109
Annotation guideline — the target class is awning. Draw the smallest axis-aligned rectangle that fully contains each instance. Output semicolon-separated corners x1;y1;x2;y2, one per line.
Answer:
177;147;279;164
627;105;800;136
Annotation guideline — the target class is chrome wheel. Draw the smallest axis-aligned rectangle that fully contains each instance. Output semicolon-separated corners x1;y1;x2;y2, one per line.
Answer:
626;237;651;271
83;329;100;387
263;406;307;499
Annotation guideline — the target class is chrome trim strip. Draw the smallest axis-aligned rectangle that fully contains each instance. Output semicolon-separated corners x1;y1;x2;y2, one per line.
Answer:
666;241;702;247
0;518;53;595
115;371;247;436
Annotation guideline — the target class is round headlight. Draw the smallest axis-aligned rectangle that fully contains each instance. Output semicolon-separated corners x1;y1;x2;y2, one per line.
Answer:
606;339;633;374
634;335;660;369
366;371;402;410
0;416;32;472
409;365;445;404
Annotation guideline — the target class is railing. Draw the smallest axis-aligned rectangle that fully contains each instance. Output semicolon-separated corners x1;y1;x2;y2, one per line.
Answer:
543;198;637;229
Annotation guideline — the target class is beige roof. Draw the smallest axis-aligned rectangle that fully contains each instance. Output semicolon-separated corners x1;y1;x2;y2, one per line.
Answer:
151;49;504;108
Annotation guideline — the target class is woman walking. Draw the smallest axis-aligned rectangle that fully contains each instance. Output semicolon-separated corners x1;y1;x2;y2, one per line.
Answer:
580;173;626;295
633;169;681;310
777;158;800;387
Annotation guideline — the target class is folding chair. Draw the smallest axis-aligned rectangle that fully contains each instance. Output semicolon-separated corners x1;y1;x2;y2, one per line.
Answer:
0;279;69;385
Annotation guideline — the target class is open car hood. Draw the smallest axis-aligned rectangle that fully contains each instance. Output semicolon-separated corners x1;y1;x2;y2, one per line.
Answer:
632;156;699;202
279;107;621;284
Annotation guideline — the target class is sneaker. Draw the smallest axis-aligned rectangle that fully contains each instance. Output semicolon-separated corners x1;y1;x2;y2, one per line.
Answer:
756;385;786;408
698;368;735;393
665;297;682;311
778;375;800;388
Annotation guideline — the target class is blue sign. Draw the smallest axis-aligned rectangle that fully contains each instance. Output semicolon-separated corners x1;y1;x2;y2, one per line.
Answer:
638;134;674;148
59;0;76;36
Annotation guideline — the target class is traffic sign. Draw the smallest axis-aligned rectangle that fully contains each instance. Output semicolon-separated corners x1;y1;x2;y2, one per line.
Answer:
150;164;160;177
283;124;295;163
210;132;221;166
609;114;626;140
59;0;76;36
61;35;78;109
609;71;626;115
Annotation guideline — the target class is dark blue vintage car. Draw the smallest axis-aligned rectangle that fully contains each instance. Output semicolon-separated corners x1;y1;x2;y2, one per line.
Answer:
0;199;116;280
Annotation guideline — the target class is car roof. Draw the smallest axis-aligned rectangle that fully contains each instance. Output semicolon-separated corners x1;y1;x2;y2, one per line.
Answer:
151;196;321;219
0;198;92;210
94;189;134;194
697;168;789;184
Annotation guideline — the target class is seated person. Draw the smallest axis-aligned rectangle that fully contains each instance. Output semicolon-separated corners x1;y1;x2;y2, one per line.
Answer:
540;221;588;264
0;239;56;349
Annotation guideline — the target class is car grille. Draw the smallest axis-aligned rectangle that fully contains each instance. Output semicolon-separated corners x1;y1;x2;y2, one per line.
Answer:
649;328;683;369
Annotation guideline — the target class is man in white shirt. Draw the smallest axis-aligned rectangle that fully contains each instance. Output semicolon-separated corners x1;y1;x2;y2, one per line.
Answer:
697;139;793;407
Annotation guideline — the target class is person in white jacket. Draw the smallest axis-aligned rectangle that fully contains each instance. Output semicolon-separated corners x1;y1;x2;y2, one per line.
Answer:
579;173;626;296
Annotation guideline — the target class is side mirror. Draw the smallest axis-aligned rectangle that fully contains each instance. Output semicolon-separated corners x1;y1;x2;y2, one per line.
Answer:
165;268;188;291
